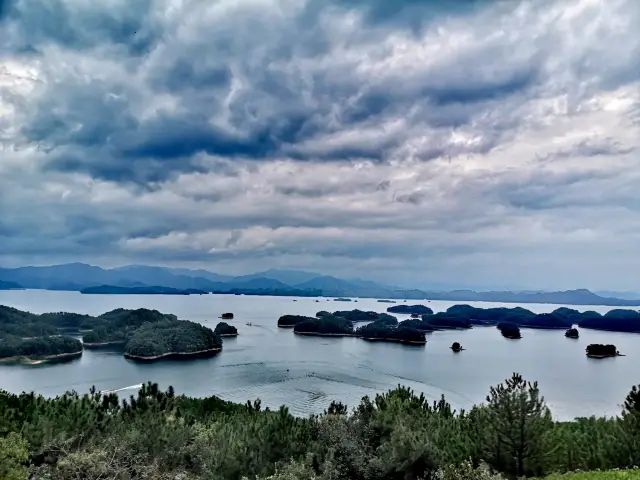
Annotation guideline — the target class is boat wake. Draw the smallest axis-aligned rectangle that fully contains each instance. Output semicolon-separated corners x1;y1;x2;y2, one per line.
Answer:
101;383;143;394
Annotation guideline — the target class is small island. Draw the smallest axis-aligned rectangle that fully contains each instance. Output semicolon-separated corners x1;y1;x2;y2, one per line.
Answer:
355;321;426;345
293;316;354;337
377;299;396;303
387;304;434;315
124;320;222;361
498;322;522;339
451;342;464;352
214;322;238;337
332;309;398;325
565;328;579;339
277;315;315;328
0;336;83;365
220;312;234;320
586;344;620;359
334;298;352;302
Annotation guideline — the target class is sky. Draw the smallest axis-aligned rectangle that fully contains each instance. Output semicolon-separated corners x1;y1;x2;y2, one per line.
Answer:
0;0;639;291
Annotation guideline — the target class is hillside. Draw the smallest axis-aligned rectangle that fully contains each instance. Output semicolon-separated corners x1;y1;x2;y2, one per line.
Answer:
3;263;640;307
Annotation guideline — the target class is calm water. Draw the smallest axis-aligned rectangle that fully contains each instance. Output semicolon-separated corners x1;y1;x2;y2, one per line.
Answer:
1;290;638;420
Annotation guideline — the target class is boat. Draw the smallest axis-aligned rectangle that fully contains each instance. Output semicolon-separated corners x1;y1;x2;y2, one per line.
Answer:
246;322;252;326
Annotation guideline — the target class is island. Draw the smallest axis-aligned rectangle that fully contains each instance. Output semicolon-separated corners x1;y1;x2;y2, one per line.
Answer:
334;298;352;302
355;321;426;345
124;320;222;361
577;309;640;333
0;306;84;364
565;328;579;339
82;308;178;348
220;312;234;320
293;316;354;337
585;344;620;358
387;304;434;315
0;336;83;365
451;342;464;352
377;300;396;303
277;315;315;328
332;309;398;325
497;322;522;339
214;322;238;337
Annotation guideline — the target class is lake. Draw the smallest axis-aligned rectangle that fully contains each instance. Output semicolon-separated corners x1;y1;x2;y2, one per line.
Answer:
1;289;638;420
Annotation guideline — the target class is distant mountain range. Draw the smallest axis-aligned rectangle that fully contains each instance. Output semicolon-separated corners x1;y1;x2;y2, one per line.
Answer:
1;263;640;307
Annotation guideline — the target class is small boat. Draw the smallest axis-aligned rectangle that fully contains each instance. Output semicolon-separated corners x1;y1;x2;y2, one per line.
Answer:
246;322;252;326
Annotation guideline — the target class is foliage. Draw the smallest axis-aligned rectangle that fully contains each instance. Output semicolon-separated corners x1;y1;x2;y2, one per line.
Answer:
497;322;521;339
331;310;398;325
0;432;29;480
214;321;238;336
3;375;640;479
387;305;434;315
278;315;315;328
293;316;354;335
0;335;82;359
565;328;579;338
125;320;222;357
586;344;618;357
355;321;426;344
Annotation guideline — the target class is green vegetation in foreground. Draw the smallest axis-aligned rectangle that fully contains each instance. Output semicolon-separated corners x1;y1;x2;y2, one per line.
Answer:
540;472;640;480
2;373;640;479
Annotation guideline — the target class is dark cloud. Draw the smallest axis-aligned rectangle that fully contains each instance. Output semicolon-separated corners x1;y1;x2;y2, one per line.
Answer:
4;0;162;55
1;0;639;289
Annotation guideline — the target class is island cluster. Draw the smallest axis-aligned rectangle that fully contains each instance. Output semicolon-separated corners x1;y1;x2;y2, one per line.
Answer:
2;300;636;364
0;306;236;364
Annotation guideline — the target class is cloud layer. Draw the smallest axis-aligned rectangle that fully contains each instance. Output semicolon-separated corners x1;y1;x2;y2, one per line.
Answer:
1;0;639;290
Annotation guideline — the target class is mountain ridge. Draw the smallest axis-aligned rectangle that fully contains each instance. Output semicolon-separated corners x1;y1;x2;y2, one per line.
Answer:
1;263;640;307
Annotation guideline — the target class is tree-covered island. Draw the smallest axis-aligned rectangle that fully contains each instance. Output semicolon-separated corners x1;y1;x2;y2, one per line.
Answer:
586;344;620;358
277;315;315;328
497;322;522;339
214;321;238;337
124;320;222;361
0;306;83;364
1;305;223;363
293;316;354;336
565;328;579;338
355;321;426;345
387;304;434;315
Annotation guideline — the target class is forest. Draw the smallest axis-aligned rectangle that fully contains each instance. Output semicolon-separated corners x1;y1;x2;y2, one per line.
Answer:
214;321;238;337
0;335;82;361
2;373;639;480
124;320;222;359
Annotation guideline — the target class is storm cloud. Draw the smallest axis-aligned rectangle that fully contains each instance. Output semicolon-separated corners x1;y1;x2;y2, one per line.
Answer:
1;0;639;290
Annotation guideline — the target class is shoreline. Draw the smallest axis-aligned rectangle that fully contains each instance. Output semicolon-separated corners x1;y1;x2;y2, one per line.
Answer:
219;333;239;338
360;337;426;345
83;340;126;348
124;347;222;362
294;331;353;337
0;350;83;365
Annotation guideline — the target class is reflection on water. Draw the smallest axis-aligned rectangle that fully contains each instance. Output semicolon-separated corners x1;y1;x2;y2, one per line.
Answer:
0;290;638;420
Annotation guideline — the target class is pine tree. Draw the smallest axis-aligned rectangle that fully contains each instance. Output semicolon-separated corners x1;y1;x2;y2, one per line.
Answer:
484;373;552;476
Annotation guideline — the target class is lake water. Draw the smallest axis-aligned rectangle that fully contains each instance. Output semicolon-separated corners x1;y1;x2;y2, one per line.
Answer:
1;290;638;420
